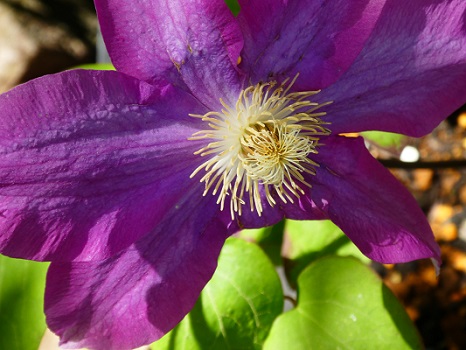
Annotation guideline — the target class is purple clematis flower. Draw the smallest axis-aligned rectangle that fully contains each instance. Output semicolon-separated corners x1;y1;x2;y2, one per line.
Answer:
0;0;465;348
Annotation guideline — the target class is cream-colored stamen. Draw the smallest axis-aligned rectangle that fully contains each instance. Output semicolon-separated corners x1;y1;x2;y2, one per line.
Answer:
189;76;331;218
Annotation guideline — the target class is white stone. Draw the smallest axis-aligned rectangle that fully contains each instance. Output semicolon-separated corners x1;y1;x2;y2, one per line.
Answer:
400;145;420;163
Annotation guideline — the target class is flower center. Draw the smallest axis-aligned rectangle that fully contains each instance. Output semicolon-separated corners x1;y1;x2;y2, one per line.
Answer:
189;76;331;218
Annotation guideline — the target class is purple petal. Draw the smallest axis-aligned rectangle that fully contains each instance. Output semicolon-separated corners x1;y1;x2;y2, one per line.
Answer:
320;0;466;136
96;0;245;108
218;189;325;235
0;69;208;262
45;187;228;350
237;0;386;90
303;136;440;264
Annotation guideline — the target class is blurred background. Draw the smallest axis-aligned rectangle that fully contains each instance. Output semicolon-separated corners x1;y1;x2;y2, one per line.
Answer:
0;0;465;349
0;0;96;93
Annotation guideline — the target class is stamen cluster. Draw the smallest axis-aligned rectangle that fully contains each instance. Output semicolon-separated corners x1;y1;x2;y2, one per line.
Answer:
190;77;331;218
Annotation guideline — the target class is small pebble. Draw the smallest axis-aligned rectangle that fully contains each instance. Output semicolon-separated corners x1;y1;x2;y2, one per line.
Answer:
400;145;420;162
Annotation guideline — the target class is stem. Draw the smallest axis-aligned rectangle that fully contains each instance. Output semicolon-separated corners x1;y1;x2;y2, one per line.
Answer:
378;159;466;169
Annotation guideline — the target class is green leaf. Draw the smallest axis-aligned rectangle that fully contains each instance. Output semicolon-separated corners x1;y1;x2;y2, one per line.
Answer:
264;256;422;350
224;0;240;15
361;130;405;149
238;221;284;265
0;256;49;350
152;237;283;349
71;63;115;71
283;220;369;286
